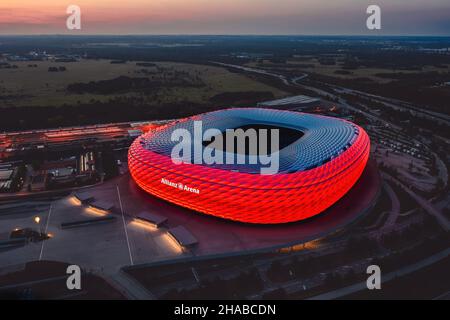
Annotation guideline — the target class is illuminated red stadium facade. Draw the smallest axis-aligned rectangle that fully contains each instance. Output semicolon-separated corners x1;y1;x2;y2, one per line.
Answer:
128;108;370;224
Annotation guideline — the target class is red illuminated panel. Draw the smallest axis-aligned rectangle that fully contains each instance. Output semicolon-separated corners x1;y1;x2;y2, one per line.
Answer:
128;113;370;224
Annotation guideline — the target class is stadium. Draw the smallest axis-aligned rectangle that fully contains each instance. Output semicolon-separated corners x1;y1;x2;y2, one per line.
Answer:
128;108;370;224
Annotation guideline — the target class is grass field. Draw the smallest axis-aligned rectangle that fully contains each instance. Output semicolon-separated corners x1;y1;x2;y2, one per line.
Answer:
0;59;287;107
247;55;450;84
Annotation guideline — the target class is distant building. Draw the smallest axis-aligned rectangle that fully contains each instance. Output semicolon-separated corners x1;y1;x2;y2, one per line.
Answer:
0;167;14;192
0;162;23;192
257;95;321;110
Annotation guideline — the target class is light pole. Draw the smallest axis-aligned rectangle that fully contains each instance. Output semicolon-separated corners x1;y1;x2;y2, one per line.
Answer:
34;216;42;235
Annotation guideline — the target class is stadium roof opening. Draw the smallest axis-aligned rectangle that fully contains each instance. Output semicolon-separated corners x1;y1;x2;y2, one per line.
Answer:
203;123;304;156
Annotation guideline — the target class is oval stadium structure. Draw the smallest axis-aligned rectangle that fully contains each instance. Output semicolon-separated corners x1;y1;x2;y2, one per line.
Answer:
128;108;370;224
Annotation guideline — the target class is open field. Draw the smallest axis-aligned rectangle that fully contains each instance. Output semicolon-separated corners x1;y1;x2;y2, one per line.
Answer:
0;59;287;107
247;55;450;84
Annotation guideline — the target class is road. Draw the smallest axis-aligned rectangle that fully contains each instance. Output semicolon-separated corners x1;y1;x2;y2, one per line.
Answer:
308;247;450;300
383;173;449;231
216;61;450;127
220;61;449;200
211;62;291;85
382;182;401;230
335;86;450;125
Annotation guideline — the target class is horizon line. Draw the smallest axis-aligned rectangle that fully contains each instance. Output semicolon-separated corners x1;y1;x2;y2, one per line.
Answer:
1;33;450;37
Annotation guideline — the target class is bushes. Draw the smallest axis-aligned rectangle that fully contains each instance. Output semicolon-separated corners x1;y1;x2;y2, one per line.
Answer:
161;268;264;299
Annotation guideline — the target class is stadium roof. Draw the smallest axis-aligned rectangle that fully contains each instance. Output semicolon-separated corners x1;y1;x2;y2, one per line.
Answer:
142;108;359;173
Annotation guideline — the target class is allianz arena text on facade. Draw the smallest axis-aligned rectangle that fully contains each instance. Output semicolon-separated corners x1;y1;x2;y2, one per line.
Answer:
128;108;370;224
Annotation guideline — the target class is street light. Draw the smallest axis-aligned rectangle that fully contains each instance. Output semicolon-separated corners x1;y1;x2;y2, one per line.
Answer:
34;216;42;234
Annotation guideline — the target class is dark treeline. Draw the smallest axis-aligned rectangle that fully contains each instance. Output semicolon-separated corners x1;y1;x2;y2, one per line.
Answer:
0;99;269;132
2;35;449;65
0;89;282;132
0;100;211;131
209;91;274;104
66;76;199;94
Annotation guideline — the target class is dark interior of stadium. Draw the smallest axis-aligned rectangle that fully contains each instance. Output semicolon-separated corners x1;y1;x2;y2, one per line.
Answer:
203;124;304;155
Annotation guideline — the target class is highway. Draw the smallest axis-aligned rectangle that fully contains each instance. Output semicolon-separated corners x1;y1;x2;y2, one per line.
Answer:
308;247;450;300
382;173;450;232
216;61;450;127
1;62;448;300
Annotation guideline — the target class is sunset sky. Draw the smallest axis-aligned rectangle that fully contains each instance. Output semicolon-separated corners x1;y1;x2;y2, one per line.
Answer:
1;0;449;35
